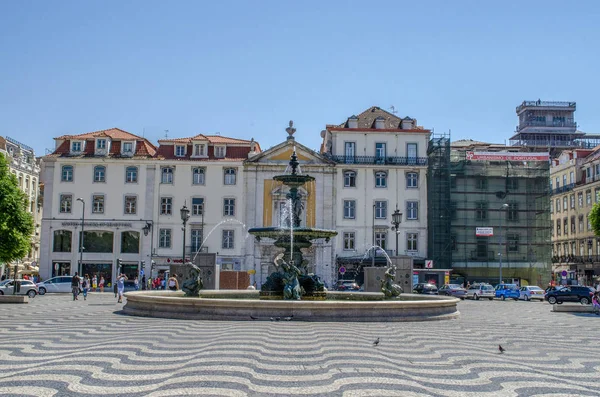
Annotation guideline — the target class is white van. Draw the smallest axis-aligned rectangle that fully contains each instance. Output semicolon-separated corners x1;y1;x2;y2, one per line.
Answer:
36;276;74;295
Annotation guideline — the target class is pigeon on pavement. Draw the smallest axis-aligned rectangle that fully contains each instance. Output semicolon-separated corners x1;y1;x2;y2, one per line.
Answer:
498;344;505;354
373;338;380;346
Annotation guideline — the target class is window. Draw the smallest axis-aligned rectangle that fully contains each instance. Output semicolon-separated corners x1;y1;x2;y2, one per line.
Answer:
344;142;356;163
94;166;106;183
476;237;488;259
343;200;356;219
586;168;591;179
223;198;235;216
193;144;206;156
550;200;554;214
406;143;417;163
80;231;114;253
124;196;137;214
588;214;592;231
555;198;561;213
224;168;236;185
375;171;387;188
375;143;386;159
475;201;487;220
508;203;518;221
192;197;204;216
563;174;568;186
191;229;203;252
92;195;105;213
596;188;600;203
96;139;106;149
406;172;418;188
192;168;205;185
555;177;560;189
215;146;226;158
120;231;140;254
506;178;518;190
406;233;418;252
222;230;234;249
159;229;171;248
53;230;72;252
507;234;519;252
570;194;575;209
59;194;72;213
343;171;356;187
161;167;174;184
563;218;568;235
161;197;172;215
578;193;584;207
556;219;561;236
375;232;387;250
587;190;592;206
71;141;81;152
125;167;138;183
407;201;419;220
343;232;355;250
123;142;133;153
374;201;387;219
570;171;575;184
61;165;74;182
563;197;567;211
475;178;487;190
175;145;186;157
579;215;584;232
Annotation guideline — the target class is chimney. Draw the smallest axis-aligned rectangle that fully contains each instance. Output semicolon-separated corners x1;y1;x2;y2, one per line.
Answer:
248;138;257;158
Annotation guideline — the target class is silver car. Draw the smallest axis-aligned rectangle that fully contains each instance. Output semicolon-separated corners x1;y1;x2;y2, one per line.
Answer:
0;279;38;298
519;286;545;301
466;283;495;300
36;276;74;295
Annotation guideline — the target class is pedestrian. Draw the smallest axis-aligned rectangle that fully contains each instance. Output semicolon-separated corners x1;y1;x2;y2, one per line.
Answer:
99;276;105;293
134;276;139;291
161;277;166;290
71;272;81;301
113;279;118;298
167;274;179;291
466;281;471;289
92;274;98;292
141;275;146;291
82;274;90;301
116;273;128;303
593;292;600;315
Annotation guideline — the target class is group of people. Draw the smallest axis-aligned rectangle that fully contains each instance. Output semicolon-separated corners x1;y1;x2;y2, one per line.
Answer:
149;274;179;291
70;272;128;303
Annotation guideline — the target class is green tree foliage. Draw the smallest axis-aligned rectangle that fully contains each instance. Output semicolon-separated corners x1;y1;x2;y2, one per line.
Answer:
590;201;600;236
0;155;34;263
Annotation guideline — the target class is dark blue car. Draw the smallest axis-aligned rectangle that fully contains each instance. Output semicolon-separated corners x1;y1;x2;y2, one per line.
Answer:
495;284;520;300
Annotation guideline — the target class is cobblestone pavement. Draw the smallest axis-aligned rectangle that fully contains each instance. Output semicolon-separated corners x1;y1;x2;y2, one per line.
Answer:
0;293;599;397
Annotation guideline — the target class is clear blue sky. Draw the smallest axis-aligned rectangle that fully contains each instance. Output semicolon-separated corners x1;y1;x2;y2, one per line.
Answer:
1;0;599;155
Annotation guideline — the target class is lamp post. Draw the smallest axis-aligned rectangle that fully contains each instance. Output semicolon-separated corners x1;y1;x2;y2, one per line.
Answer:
142;221;153;281
391;206;403;256
498;203;509;285
180;202;190;264
76;198;85;275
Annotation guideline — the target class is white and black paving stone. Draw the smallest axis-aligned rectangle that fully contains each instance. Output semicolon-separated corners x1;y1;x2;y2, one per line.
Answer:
0;293;599;396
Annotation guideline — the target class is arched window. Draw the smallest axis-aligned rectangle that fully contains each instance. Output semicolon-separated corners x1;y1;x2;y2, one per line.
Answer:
94;166;106;182
53;230;72;252
125;166;138;183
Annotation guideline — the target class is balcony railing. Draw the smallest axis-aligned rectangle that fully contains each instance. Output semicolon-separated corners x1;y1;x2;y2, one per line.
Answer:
517;120;577;130
552;255;600;264
516;101;576;113
551;183;575;195
328;155;428;166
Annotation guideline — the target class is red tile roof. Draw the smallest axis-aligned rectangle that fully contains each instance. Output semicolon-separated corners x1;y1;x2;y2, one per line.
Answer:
48;128;157;158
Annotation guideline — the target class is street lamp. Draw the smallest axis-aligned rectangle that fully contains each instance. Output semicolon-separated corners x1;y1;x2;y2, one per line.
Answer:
180;202;190;264
76;198;85;275
498;203;509;285
391;206;403;256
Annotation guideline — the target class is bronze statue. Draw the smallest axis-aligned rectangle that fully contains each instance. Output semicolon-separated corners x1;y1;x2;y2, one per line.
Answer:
278;257;302;300
381;265;403;298
181;263;203;297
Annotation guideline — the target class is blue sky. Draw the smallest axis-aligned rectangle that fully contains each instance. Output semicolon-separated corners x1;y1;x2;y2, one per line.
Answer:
1;0;599;155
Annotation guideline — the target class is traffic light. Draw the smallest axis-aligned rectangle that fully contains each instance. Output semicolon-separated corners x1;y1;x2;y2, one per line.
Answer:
117;258;122;274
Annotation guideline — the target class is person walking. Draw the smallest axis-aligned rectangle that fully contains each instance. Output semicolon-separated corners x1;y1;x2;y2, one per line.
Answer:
134;276;139;291
167;274;179;291
99;276;105;293
82;274;90;301
92;274;98;292
71;272;81;301
116;273;128;303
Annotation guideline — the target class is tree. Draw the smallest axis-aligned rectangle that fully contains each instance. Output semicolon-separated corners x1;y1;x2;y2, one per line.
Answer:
590;201;600;237
0;155;34;264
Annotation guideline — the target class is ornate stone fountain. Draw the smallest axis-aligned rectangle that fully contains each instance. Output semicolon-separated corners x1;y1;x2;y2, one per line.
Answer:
248;121;337;300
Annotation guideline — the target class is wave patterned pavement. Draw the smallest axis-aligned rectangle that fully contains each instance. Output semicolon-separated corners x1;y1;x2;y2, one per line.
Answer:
0;293;598;396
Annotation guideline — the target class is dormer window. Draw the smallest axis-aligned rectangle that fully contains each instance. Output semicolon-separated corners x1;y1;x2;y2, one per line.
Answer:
175;145;186;157
71;141;82;152
215;146;226;158
193;143;206;157
122;141;134;155
96;139;106;150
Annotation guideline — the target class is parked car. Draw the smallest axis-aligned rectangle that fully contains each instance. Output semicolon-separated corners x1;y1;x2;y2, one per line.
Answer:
545;286;595;305
412;283;438;295
438;284;467;299
36;276;74;295
0;279;38;298
466;283;495;300
519;286;545;301
336;281;360;291
495;284;520;301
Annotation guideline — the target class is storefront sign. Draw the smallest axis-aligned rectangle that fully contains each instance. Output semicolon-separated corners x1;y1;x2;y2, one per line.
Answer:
466;151;549;162
61;221;133;227
476;227;494;237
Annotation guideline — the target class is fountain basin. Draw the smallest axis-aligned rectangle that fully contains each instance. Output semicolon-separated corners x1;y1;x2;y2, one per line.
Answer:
247;227;338;240
122;290;460;322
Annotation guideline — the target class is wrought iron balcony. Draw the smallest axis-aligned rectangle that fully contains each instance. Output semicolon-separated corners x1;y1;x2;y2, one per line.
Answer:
552;255;600;264
550;183;575;195
328;155;428;166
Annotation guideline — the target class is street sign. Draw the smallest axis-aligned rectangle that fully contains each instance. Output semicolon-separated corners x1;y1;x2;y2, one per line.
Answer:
425;260;433;269
561;270;567;277
339;266;346;274
476;227;494;237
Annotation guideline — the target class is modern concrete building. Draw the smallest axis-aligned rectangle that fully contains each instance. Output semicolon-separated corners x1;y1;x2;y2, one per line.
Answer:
550;147;600;286
321;106;431;282
0;136;42;277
